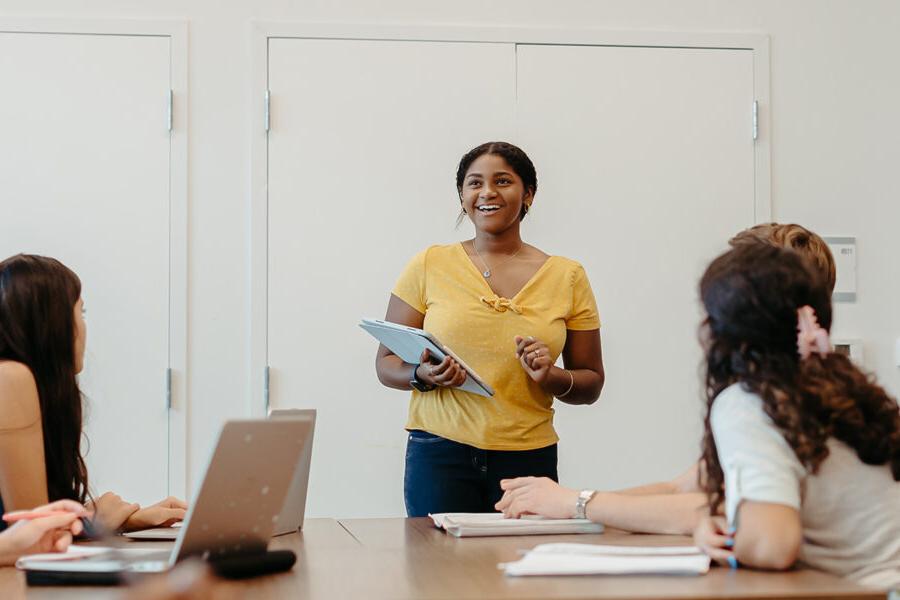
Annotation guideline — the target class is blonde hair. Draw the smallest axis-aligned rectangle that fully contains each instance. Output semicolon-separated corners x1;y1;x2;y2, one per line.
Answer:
729;223;836;294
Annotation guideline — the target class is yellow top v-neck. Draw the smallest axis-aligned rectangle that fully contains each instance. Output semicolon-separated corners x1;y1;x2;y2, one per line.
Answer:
392;243;600;451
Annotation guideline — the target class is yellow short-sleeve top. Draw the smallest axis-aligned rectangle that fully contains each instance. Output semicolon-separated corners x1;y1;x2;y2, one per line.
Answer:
391;243;601;451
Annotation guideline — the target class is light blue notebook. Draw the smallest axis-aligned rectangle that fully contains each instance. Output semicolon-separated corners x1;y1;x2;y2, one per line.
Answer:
360;318;494;397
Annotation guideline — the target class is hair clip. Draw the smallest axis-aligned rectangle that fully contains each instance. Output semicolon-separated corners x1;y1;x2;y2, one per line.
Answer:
797;305;830;359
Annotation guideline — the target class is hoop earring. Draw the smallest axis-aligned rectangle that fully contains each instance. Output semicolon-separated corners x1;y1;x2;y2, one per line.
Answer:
455;207;467;228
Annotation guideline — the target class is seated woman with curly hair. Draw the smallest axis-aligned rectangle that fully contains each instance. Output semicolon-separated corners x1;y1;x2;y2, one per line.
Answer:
693;243;900;588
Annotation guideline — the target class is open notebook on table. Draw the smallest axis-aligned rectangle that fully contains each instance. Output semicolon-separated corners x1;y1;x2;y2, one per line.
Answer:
501;542;711;576
430;513;604;537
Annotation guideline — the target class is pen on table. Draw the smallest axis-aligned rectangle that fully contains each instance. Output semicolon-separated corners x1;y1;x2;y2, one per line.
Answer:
2;510;87;523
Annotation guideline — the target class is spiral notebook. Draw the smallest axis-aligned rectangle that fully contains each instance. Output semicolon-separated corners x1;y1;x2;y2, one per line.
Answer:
430;513;604;537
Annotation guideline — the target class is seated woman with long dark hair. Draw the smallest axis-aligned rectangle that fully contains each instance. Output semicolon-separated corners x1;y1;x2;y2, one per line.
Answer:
0;254;186;532
693;243;900;588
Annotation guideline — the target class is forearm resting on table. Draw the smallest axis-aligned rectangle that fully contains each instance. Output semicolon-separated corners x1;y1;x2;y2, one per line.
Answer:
617;481;680;496
619;462;701;496
586;491;707;535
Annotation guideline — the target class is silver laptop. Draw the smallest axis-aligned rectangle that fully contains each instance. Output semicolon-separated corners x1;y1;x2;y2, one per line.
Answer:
19;418;313;575
268;408;316;536
124;410;316;542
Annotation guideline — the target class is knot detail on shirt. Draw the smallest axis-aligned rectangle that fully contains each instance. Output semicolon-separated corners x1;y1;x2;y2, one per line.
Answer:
480;296;523;314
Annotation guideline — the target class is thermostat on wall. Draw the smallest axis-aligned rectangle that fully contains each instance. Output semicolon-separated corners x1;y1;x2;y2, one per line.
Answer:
823;236;856;302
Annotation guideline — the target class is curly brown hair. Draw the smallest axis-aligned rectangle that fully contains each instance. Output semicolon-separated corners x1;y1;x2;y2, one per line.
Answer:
699;243;900;514
729;222;836;295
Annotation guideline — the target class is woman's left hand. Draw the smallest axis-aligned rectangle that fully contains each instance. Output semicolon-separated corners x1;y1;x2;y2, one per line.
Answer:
693;515;735;566
515;335;552;384
495;477;579;519
123;497;188;532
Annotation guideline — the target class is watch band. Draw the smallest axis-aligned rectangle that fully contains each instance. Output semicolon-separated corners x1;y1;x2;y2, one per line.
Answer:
575;489;596;520
409;364;435;392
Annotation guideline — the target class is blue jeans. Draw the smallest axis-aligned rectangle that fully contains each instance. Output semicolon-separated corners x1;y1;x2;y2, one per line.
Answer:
404;430;558;517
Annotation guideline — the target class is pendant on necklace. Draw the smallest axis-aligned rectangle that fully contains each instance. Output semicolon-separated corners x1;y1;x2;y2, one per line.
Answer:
483;270;491;278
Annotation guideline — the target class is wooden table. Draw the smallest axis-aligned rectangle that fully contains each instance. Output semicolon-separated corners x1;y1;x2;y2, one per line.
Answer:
0;518;887;599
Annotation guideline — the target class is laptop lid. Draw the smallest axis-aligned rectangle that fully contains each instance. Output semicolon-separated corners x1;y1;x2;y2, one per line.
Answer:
170;418;313;565
267;409;316;536
16;418;314;576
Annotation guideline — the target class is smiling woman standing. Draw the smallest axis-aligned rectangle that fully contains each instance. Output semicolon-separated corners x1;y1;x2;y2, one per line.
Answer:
375;141;605;517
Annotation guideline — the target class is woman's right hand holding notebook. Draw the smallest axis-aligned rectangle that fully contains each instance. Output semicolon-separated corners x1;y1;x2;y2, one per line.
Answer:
415;348;467;388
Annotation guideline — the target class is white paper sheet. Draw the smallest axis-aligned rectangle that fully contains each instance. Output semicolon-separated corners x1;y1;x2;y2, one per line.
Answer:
501;542;711;576
15;544;114;568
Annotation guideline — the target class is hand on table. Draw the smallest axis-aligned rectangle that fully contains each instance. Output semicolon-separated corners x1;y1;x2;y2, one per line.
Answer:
495;476;579;520
693;515;735;566
123;496;188;532
90;491;140;533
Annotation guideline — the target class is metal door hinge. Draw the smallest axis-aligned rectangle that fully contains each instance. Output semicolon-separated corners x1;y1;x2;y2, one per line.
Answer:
167;89;173;132
264;365;271;412
264;90;271;132
752;100;759;141
166;367;172;410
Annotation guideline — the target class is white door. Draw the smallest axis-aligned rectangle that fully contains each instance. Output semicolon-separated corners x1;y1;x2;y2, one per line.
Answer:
0;32;172;505
266;38;517;517
515;44;756;489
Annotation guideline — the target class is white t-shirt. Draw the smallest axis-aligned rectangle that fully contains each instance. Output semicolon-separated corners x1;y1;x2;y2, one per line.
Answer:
711;383;900;589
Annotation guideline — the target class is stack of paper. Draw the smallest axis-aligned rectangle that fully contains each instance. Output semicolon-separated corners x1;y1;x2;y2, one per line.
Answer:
15;545;114;569
430;513;604;537
501;543;711;576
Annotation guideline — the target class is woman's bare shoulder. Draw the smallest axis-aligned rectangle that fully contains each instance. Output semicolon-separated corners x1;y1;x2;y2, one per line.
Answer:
0;361;41;428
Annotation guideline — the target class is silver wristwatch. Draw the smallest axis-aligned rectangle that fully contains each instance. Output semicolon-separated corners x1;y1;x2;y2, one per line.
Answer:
574;489;596;520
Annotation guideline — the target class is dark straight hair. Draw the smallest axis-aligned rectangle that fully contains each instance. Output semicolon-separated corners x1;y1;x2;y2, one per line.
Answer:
0;254;89;503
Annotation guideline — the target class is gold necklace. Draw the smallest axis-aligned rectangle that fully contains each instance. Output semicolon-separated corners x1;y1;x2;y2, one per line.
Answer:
471;241;523;279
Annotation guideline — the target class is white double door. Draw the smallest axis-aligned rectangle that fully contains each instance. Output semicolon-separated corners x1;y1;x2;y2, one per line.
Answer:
0;31;172;505
265;38;757;516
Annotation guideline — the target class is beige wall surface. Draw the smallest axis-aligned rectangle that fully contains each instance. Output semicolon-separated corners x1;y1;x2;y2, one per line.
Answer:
1;0;897;508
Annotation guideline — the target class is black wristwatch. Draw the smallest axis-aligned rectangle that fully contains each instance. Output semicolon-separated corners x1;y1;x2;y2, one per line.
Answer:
409;364;436;392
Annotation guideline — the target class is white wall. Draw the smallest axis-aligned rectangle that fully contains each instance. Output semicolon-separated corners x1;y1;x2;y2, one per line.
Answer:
2;0;898;511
